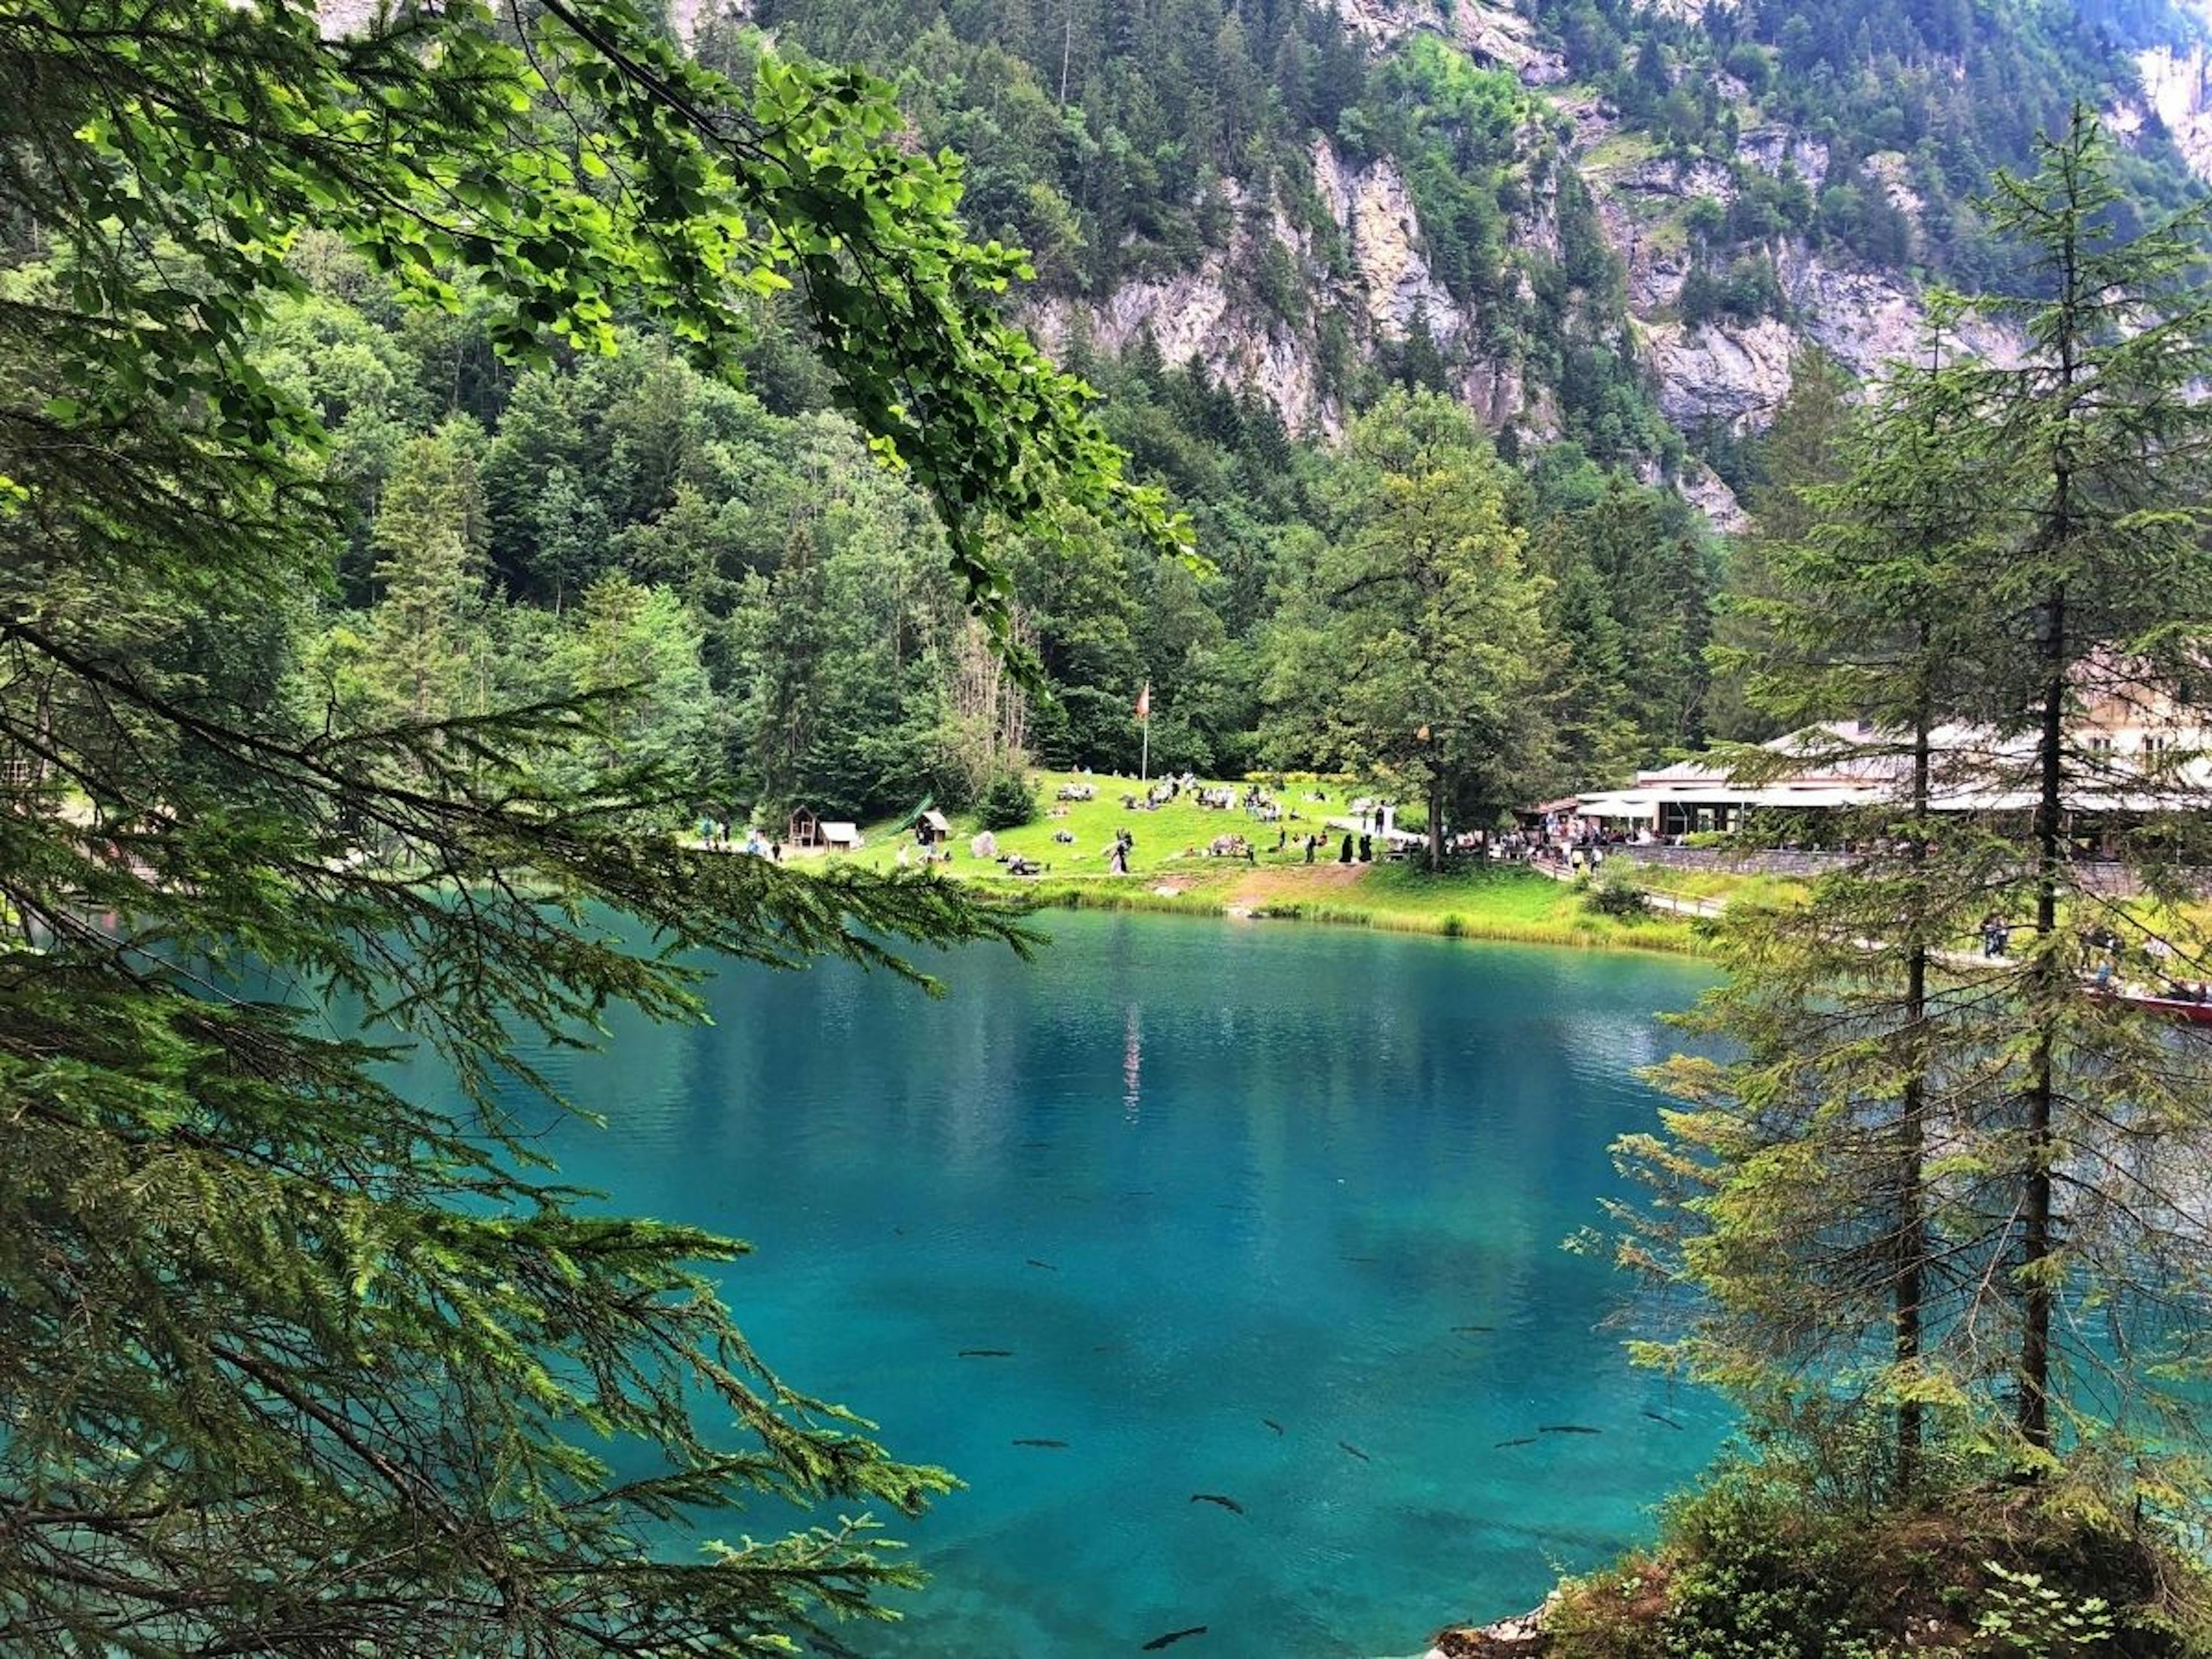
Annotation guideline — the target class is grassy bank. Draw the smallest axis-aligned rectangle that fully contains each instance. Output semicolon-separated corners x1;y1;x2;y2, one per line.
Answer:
800;770;1708;953
1005;865;1705;953
1608;858;1804;908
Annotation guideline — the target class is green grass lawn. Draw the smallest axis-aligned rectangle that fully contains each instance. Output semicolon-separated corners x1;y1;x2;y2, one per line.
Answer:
814;771;1702;954
836;778;1300;885
1612;858;1805;908
840;770;1347;877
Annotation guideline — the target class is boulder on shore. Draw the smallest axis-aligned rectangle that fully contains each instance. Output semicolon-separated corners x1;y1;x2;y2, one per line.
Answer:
1426;1605;1548;1658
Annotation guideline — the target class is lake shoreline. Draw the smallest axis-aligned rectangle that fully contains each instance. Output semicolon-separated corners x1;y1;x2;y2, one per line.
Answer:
967;866;1711;959
831;770;1710;958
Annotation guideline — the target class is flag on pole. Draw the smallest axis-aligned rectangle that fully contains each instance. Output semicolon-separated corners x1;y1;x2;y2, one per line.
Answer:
1135;681;1151;721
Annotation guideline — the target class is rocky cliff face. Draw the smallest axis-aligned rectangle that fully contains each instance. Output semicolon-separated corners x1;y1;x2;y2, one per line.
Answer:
1033;78;2015;527
1032;136;1550;444
1588;137;2015;435
2131;43;2212;183
1320;0;1568;84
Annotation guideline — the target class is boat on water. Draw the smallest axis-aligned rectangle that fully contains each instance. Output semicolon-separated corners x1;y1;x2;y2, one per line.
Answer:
2096;988;2212;1025
2105;995;2212;1022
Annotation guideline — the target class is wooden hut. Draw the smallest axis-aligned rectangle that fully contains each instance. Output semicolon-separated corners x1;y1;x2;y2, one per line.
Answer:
821;821;863;852
786;807;822;850
916;808;951;849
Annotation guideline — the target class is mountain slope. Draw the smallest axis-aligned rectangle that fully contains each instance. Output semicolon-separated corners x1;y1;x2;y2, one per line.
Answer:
725;0;2209;522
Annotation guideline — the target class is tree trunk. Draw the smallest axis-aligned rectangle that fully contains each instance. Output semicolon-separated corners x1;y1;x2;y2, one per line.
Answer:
2020;620;2064;1452
1428;763;1444;873
1895;672;1932;1495
2018;161;2081;1457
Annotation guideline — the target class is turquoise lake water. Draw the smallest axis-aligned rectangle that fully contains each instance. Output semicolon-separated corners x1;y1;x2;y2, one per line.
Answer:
425;912;1729;1656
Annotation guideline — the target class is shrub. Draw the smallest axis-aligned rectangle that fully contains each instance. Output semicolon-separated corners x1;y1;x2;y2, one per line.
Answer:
976;771;1038;831
1586;874;1650;918
1544;1455;2205;1659
1976;1563;2116;1659
1657;1478;1882;1659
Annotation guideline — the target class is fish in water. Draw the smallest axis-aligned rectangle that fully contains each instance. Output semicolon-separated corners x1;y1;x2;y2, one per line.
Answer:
1642;1410;1685;1430
1539;1424;1601;1435
1190;1493;1246;1516
1341;1255;1378;1264
1025;1258;1059;1271
1142;1628;1209;1652
958;1349;1013;1358
1452;1324;1495;1334
1338;1441;1371;1462
1494;1436;1536;1448
1261;1418;1285;1435
1013;1438;1069;1449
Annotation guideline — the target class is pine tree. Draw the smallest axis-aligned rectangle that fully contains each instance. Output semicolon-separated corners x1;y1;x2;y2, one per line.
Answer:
751;517;831;810
1619;113;2212;1503
1707;347;1859;743
0;0;1158;1645
370;430;487;722
1626;313;2008;1498
536;462;612;617
1262;391;1555;869
1961;105;2212;1452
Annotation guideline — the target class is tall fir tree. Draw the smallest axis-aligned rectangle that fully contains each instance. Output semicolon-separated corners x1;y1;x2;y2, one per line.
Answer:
1619;113;2212;1506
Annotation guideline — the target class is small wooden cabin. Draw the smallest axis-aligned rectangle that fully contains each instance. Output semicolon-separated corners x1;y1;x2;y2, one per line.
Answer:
786;807;822;850
916;808;951;848
821;821;863;851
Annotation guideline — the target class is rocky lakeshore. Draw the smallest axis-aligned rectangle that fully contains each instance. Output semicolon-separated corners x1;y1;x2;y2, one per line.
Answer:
1424;1604;1550;1658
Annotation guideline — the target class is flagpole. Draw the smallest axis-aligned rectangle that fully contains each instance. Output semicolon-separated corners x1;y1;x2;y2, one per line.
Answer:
1138;681;1150;783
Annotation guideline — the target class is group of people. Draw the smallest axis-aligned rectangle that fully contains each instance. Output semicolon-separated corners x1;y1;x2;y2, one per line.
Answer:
695;816;783;861
1282;831;1374;865
1122;774;1295;824
1350;800;1396;835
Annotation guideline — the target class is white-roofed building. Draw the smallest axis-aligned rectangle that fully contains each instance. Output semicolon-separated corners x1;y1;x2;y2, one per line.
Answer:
1578;698;2212;839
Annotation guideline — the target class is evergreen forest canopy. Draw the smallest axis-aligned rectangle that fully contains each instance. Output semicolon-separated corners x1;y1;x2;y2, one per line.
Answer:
265;267;1718;831
759;0;2204;288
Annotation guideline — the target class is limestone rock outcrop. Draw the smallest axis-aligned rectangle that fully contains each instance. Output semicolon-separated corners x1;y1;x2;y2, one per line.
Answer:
1425;1604;1550;1658
1320;0;1568;82
2134;44;2212;184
